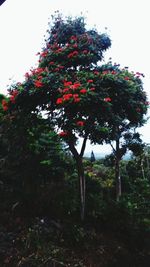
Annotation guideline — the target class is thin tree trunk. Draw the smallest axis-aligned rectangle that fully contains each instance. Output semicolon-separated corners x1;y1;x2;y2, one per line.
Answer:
76;156;86;221
68;138;87;221
115;139;121;201
115;157;121;201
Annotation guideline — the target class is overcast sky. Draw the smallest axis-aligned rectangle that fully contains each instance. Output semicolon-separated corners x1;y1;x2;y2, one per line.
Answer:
0;0;149;155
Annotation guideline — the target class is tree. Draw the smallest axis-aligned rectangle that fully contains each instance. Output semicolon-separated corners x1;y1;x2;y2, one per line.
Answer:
0;94;69;216
89;63;148;200
2;13;148;220
3;14;111;220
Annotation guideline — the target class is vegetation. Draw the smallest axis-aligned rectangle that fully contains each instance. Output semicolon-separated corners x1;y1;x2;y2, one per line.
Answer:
0;13;149;266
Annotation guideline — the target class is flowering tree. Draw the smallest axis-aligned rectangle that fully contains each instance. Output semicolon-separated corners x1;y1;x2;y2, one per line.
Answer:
3;14;148;220
88;63;149;200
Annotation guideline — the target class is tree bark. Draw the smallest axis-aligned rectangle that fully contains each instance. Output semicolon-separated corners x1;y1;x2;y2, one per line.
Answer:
76;156;86;221
115;156;121;201
115;139;121;201
68;139;86;221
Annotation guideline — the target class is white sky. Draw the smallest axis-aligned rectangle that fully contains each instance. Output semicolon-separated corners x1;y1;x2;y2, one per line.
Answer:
0;0;150;156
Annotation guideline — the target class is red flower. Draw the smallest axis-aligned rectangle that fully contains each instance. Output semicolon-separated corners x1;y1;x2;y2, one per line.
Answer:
56;98;63;104
111;71;117;75
67;53;73;58
87;79;93;83
124;76;130;80
90;87;95;91
70;82;81;89
73;44;78;48
54;68;60;72
94;71;99;75
83;50;88;54
64;81;72;86
73;94;79;98
102;70;109;75
59;131;68;137
10;96;15;103
74;98;81;103
2;99;8;111
37;75;43;80
63;94;73;101
49;61;55;65
104;97;111;102
32;68;44;75
25;72;30;78
40;50;48;57
55;48;63;53
70;35;77;41
72;51;78;56
11;90;19;97
9;90;19;103
34;80;43;88
80;89;87;94
63;88;69;93
68;51;78;58
76;121;84;126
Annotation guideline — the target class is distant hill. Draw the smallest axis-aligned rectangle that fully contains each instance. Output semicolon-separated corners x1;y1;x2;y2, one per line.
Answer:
84;151;132;160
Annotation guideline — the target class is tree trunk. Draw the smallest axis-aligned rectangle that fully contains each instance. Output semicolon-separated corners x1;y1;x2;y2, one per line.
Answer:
115;139;121;201
115;157;121;201
68;140;86;221
76;156;86;221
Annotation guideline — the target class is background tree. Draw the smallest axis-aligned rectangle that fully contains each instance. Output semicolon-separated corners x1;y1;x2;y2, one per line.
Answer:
89;63;148;200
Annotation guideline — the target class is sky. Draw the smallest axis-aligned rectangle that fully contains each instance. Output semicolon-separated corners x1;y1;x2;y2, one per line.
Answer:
0;0;150;156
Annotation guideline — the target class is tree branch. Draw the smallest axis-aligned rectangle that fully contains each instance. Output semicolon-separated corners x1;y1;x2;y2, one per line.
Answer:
80;135;88;157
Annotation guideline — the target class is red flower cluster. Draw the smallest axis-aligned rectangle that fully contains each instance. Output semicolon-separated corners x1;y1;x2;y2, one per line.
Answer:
59;131;68;137
64;81;72;86
56;98;63;104
124;76;130;81
55;48;63;53
102;70;109;75
80;89;87;94
40;50;48;57
111;71;117;75
76;121;84;126
70;82;81;90
67;50;78;58
25;72;30;79
82;50;88;54
10;90;19;103
63;94;73;101
94;71;99;75
104;97;111;102
70;35;77;41
34;80;43;88
2;99;8;111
